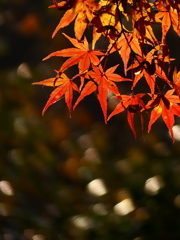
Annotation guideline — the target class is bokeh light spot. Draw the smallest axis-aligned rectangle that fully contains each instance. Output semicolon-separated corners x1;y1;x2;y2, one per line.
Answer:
174;195;180;208
87;179;107;196
23;229;35;239
172;125;180;141
144;175;164;195
77;134;93;149
8;149;23;165
0;180;14;196
17;63;32;79
115;159;132;174
33;235;45;240
0;203;8;216
72;215;94;229
92;203;108;215
84;147;101;164
114;198;135;215
3;234;13;240
14;117;28;135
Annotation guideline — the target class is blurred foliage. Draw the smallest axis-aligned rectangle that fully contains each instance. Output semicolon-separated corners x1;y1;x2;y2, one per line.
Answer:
0;1;180;240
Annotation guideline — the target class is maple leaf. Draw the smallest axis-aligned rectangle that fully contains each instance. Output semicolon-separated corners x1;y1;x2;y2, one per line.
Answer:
111;33;142;75
32;73;79;116
50;0;100;39
108;94;146;137
146;89;180;142
43;33;105;74
131;1;158;45
133;17;158;44
155;4;180;43
33;0;180;143
91;9;122;48
74;64;132;122
50;0;76;11
128;49;172;93
173;67;180;97
154;43;173;67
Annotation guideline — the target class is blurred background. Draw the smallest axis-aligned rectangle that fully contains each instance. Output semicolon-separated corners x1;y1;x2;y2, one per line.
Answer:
1;0;180;239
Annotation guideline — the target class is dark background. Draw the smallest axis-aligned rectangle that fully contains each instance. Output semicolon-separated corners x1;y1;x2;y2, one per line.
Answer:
0;0;180;240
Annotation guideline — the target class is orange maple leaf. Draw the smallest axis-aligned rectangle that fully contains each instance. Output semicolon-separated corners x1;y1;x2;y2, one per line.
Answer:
173;67;180;97
155;4;180;43
146;89;180;142
131;0;158;45
128;50;172;93
91;10;122;48
43;33;105;74
50;0;100;40
108;94;146;138
50;0;76;11
33;0;180;142
32;73;79;116
111;33;142;75
74;64;132;122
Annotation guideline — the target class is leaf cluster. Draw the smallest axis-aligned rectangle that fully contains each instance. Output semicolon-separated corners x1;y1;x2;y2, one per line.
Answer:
33;0;180;142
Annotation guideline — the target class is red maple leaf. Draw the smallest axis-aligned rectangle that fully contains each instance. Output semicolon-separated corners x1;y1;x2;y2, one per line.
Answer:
43;33;105;75
32;72;79;116
146;89;180;142
108;94;146;137
74;64;132;122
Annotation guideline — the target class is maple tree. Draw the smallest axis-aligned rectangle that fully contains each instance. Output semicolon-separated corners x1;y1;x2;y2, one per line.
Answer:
33;0;180;142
